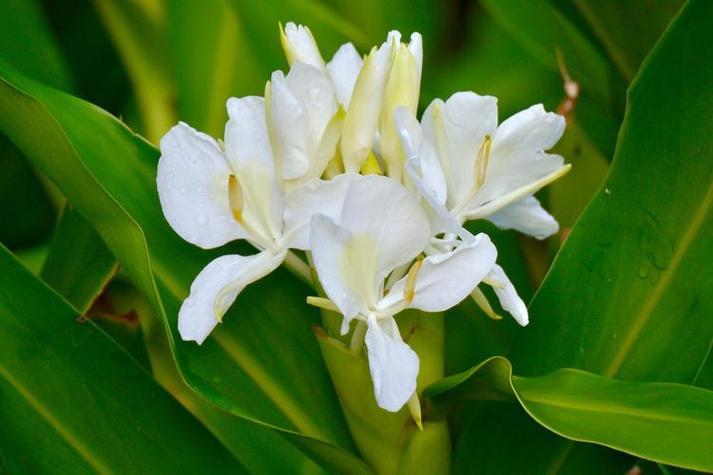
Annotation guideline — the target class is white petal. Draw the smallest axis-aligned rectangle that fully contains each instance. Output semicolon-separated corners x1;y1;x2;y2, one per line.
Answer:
281;22;324;70
282;174;359;250
407;32;423;81
339;175;431;281
365;315;419;412
379;43;421;177
157;123;248;249
477;104;565;207
380;233;497;313
486;263;528;326
404;158;463;237
326;42;362;108
394;106;447;205
269;70;310;180
421;93;498;210
487;195;559;240
178;250;286;344
225;97;284;243
309;214;372;322
341;39;392;172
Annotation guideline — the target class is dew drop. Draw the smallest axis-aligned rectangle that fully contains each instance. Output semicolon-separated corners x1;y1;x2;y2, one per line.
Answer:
638;265;649;279
604;187;611;195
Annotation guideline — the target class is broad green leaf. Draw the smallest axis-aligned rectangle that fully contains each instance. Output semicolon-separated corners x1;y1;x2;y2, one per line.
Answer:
124;282;328;475
0;0;72;90
510;0;713;385
563;0;685;82
452;402;632;475
37;200;326;474
0;62;369;473
0;242;245;473
425;357;713;471
40;204;117;313
494;1;713;471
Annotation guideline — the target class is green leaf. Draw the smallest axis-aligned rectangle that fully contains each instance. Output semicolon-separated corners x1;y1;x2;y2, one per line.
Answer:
452;402;633;475
40;204;117;313
0;60;368;473
560;0;685;82
425;357;713;471
510;0;713;385
0;0;72;90
0;242;246;473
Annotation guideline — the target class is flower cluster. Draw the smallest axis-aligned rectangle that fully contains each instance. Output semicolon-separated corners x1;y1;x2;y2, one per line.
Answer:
157;23;569;412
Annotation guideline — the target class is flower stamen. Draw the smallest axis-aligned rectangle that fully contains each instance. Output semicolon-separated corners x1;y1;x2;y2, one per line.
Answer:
403;256;424;304
228;174;244;223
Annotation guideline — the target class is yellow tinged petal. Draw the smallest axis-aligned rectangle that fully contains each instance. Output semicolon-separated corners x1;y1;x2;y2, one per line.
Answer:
341;46;390;173
380;44;420;182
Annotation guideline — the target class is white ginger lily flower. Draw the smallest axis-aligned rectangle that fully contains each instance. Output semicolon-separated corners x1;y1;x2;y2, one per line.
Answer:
393;93;568;326
394;92;570;240
308;175;497;411
157;96;352;344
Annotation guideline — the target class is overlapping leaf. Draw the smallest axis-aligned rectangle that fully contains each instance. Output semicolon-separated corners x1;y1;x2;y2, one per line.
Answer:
0;242;246;473
0;61;369;473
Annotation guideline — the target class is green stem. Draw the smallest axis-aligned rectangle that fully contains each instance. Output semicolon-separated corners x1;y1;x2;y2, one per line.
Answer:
283;251;314;288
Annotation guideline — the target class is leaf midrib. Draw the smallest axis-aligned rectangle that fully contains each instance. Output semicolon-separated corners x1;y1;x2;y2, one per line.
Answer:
604;177;713;378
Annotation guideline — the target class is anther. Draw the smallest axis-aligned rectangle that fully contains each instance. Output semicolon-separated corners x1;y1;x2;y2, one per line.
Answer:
404;257;424;304
475;134;492;188
228;174;244;223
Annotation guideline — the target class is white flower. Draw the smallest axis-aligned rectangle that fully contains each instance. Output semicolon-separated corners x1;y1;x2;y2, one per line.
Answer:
309;175;497;411
157;97;352;344
393;93;569;326
395;92;570;240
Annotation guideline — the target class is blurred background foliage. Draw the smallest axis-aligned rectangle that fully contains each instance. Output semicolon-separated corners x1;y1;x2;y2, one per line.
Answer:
2;0;707;473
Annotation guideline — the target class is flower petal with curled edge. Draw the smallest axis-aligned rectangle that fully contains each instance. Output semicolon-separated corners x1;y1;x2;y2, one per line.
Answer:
486;195;559;240
364;314;419;412
178;250;287;344
157;122;248;249
378;233;497;314
483;263;529;326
